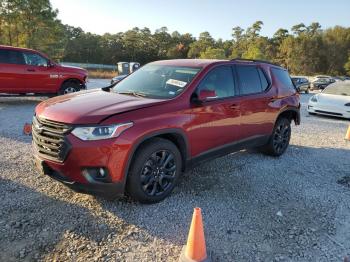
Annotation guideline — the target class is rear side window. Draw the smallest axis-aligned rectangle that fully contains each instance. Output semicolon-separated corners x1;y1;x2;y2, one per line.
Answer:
271;68;295;90
236;65;267;95
0;49;25;65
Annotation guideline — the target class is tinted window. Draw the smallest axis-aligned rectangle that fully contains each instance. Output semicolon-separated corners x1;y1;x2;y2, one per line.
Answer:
271;68;295;90
23;52;48;66
258;68;269;90
236;65;262;95
197;66;235;99
0;49;25;65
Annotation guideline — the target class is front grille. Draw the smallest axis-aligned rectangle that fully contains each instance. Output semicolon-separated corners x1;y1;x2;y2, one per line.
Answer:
32;116;72;162
315;110;343;116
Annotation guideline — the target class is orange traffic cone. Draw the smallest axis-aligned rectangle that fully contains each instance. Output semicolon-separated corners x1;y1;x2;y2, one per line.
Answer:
23;123;32;135
179;208;210;262
345;125;350;141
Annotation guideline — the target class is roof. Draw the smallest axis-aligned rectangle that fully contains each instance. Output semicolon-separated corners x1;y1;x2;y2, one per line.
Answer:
150;59;228;68
150;58;284;69
0;45;38;53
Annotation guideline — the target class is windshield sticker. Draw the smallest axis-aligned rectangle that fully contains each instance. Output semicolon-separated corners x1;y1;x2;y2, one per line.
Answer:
166;79;187;88
168;91;175;95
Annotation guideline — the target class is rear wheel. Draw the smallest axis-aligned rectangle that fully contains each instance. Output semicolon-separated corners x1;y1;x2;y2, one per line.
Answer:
260;117;291;157
126;138;182;203
59;81;81;95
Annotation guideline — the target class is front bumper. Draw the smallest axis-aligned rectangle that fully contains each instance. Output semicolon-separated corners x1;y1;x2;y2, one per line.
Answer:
307;102;350;119
35;157;124;197
33;133;132;197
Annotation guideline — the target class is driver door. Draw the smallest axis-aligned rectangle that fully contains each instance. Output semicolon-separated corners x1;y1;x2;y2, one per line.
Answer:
21;51;58;93
188;65;242;157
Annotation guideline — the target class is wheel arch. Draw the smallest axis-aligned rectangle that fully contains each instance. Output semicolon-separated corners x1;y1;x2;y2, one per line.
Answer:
60;78;85;89
276;107;300;125
123;129;190;182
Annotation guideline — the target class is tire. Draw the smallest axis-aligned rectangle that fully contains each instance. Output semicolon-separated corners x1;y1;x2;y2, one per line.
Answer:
59;81;81;95
260;117;291;157
126;138;182;203
305;88;309;94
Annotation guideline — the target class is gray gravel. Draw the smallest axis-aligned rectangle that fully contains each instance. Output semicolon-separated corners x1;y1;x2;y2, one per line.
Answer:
0;87;350;262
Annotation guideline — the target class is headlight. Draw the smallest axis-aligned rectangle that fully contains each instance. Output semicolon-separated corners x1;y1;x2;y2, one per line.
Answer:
310;95;318;102
71;122;133;141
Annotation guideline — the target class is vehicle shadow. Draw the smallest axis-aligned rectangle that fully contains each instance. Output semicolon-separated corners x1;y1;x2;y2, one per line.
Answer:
0;178;117;261
98;144;350;260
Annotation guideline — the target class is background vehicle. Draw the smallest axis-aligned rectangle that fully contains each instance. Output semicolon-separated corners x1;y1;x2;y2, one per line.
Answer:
291;76;310;93
110;74;128;85
308;81;350;119
0;45;88;95
312;78;335;90
310;75;335;90
33;59;300;203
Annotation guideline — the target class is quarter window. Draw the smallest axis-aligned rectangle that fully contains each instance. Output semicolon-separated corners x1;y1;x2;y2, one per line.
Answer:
0;49;25;65
271;68;295;90
23;52;48;66
197;66;235;99
236;65;263;95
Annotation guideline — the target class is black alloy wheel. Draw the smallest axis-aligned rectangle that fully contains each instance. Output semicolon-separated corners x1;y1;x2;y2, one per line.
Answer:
272;119;291;155
126;138;182;203
140;150;176;196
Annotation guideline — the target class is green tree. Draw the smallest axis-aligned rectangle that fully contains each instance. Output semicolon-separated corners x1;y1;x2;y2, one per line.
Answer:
188;31;215;58
199;47;226;59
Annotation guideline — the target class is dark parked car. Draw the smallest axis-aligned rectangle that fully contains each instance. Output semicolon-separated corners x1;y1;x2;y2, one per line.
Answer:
313;78;335;90
291;77;310;93
33;59;300;203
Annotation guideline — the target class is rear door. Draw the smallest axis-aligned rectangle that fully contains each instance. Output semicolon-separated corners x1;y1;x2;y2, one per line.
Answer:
235;64;275;140
188;65;242;156
22;51;59;92
0;49;27;93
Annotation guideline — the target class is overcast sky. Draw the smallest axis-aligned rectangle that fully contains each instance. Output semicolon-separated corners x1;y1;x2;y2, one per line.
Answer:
51;0;350;39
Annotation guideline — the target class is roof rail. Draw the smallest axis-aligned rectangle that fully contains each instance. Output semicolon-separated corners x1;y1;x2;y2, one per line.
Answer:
231;58;281;67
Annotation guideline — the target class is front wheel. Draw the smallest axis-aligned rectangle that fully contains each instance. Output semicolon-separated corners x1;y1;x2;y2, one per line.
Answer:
126;138;182;203
260;117;291;157
59;81;81;95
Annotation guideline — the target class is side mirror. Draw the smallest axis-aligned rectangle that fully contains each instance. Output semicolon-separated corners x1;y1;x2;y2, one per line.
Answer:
47;60;55;68
198;89;217;101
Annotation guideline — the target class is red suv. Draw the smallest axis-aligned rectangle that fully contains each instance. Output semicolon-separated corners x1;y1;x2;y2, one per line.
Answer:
32;59;300;203
0;45;88;95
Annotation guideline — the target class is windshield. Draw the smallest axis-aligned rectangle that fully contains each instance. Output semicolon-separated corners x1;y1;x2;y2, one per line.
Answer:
113;64;201;99
323;82;350;96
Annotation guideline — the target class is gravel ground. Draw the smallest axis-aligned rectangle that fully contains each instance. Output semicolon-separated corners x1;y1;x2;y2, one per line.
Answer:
0;85;350;262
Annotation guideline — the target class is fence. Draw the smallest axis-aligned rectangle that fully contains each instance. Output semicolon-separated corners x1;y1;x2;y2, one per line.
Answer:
60;62;117;71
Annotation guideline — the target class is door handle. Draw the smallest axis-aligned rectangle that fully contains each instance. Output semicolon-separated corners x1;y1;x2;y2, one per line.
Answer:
230;104;239;110
27;68;35;72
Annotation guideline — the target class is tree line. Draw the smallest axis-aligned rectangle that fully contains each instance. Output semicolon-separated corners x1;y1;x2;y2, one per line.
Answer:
1;0;350;75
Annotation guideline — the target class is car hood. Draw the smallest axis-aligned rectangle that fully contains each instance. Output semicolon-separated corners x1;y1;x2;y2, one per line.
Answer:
35;89;166;124
317;93;350;104
58;64;87;75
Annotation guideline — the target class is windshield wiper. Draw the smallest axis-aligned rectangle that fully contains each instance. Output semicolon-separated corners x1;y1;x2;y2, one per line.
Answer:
117;90;147;98
101;82;118;92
